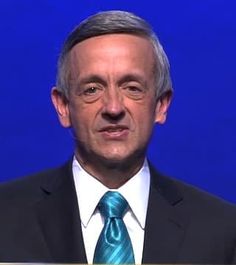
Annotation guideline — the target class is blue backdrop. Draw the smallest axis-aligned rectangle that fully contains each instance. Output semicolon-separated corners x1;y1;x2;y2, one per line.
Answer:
0;0;235;203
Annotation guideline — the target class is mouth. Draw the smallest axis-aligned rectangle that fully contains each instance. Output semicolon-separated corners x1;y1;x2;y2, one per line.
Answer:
98;125;129;139
99;125;128;132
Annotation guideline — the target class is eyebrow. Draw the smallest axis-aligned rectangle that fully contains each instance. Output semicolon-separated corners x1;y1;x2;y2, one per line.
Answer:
71;73;146;87
75;75;107;87
117;74;146;86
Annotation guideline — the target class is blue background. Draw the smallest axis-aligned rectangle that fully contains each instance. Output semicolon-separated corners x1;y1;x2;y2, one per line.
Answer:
0;0;235;202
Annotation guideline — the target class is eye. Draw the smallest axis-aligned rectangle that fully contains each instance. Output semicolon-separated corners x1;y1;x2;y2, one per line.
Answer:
83;86;100;95
77;85;104;103
127;86;142;92
123;84;145;100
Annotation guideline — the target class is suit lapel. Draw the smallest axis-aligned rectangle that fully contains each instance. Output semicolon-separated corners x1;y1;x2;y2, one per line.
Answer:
34;161;87;263
142;165;188;263
32;160;188;263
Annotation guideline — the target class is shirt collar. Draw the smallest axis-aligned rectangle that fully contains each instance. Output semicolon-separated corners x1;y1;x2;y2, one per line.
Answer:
72;157;150;229
117;160;150;229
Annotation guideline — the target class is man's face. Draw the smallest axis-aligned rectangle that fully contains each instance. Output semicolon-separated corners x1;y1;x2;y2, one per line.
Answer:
52;34;170;167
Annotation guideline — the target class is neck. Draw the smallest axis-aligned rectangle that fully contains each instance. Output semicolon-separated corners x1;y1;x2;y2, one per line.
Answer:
75;152;145;189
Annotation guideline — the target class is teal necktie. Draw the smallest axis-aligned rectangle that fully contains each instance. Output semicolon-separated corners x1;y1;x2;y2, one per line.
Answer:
93;191;135;264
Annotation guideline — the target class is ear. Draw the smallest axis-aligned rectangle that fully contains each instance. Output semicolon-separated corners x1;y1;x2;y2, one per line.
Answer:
51;87;71;128
154;92;172;124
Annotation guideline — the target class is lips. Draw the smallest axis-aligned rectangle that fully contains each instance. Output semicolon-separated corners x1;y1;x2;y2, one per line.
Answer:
98;125;128;132
98;125;129;139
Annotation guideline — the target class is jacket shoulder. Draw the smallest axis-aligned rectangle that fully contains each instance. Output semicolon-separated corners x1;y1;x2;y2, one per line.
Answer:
150;164;236;218
0;160;72;203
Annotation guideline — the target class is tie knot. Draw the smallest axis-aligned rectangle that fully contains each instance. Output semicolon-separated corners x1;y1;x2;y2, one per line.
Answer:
98;191;128;219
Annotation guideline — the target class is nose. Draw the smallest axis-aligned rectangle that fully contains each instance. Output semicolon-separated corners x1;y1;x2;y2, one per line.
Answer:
102;87;125;121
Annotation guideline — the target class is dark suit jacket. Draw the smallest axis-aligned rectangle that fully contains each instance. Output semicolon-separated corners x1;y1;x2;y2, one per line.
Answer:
0;160;236;263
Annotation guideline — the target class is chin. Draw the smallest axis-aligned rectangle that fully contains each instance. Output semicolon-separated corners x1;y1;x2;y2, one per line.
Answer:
97;148;143;167
102;154;129;163
100;147;131;161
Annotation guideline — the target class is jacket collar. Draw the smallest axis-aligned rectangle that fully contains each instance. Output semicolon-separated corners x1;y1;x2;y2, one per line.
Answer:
35;160;87;263
35;160;188;263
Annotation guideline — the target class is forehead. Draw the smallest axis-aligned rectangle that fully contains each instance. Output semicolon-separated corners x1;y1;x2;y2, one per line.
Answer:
68;34;155;79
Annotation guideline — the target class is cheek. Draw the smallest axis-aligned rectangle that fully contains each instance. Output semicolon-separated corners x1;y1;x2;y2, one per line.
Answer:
134;101;156;122
69;105;87;131
130;115;153;142
69;102;98;136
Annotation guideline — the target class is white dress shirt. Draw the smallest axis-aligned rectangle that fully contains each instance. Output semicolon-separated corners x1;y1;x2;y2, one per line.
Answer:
72;157;150;264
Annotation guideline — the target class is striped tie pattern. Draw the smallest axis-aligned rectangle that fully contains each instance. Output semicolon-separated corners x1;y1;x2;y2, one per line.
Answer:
93;191;135;264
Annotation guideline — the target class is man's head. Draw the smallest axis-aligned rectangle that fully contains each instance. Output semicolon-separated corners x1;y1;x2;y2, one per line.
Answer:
56;10;173;100
51;10;172;184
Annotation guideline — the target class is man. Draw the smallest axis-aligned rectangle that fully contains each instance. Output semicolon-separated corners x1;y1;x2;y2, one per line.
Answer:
0;10;236;264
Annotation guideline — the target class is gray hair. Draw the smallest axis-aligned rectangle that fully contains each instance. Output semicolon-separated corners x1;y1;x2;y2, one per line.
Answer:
56;10;173;99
